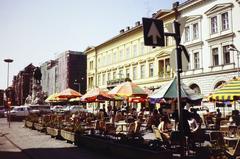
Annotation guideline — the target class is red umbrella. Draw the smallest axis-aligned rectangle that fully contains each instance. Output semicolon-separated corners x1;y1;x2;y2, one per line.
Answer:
108;81;147;98
57;88;82;98
81;88;112;102
129;97;147;103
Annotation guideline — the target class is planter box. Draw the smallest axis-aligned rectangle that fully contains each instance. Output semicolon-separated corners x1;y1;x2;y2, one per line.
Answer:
25;121;34;129
78;135;172;159
34;123;45;132
46;127;60;138
60;129;75;143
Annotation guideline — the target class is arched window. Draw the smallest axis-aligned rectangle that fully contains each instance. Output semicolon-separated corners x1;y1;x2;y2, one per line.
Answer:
189;84;201;94
214;81;226;89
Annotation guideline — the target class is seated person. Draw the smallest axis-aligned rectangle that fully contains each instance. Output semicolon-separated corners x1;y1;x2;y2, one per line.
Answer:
188;117;200;133
158;116;172;140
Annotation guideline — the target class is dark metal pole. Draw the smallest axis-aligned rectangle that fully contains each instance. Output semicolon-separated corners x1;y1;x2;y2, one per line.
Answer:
4;59;13;128
173;3;185;157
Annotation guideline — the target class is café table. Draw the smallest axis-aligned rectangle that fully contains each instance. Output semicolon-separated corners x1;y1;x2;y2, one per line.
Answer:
224;136;239;148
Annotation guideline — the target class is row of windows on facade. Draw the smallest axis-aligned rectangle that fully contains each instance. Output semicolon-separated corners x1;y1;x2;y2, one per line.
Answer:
187;45;231;70
89;12;229;70
184;12;229;42
95;60;172;87
93;44;232;87
88;37;174;70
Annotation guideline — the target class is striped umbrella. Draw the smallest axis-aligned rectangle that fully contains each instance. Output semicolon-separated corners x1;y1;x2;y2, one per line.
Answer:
45;93;68;102
57;88;82;99
149;77;203;104
108;81;147;98
80;88;112;102
208;77;240;101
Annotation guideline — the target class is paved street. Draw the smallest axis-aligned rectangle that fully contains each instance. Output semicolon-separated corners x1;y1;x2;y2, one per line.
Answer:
0;118;119;159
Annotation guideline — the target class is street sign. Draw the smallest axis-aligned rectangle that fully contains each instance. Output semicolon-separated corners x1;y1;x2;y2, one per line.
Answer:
170;48;189;72
142;18;165;47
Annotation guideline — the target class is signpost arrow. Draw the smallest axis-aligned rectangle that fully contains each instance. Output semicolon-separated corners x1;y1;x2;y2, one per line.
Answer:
147;22;161;45
142;18;164;47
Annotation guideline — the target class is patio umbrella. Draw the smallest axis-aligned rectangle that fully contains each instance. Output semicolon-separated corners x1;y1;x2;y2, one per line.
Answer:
69;97;81;102
57;88;82;99
80;88;112;102
208;77;240;101
45;93;68;102
108;81;147;98
149;77;203;104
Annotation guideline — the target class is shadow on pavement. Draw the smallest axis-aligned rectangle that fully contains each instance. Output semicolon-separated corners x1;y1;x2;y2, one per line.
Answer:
1;146;120;159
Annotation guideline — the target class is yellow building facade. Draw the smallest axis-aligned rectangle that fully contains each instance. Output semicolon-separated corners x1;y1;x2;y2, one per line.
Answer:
85;11;176;91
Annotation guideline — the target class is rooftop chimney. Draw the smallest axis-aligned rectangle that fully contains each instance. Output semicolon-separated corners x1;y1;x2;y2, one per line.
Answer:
135;21;140;26
119;29;124;34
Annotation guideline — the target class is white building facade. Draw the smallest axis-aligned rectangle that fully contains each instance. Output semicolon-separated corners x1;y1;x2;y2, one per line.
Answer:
178;0;240;96
85;0;240;98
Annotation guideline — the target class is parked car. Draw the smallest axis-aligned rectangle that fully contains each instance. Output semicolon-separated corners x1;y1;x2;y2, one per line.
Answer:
29;105;51;114
50;105;63;112
5;106;31;120
0;106;5;118
61;105;85;113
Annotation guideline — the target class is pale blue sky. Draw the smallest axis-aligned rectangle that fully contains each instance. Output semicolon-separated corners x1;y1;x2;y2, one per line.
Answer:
0;0;185;89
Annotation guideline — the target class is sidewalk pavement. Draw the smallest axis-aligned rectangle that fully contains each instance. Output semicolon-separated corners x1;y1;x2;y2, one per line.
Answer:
0;118;122;159
0;132;29;159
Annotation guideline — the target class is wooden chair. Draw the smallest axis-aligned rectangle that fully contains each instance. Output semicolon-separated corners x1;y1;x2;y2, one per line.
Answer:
225;139;240;159
152;125;163;141
209;131;226;150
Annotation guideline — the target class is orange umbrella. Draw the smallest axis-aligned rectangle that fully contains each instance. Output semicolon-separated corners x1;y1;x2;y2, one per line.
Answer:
81;88;112;102
57;88;82;98
108;81;147;98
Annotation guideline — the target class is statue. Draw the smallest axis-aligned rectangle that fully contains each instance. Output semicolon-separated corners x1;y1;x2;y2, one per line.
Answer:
25;95;32;105
33;67;42;84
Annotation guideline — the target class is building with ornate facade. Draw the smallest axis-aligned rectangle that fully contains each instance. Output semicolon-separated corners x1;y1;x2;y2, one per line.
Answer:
40;50;87;96
12;63;35;105
178;0;240;96
85;0;240;98
85;12;176;91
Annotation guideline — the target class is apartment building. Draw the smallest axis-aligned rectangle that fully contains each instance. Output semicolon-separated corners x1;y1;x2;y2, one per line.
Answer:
177;0;240;96
85;0;240;98
41;50;87;96
85;11;176;91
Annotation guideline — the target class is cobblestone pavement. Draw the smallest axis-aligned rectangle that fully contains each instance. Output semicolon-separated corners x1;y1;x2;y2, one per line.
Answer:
0;118;119;159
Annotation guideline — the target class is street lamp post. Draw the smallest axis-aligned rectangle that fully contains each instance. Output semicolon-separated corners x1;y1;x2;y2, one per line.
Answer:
74;78;84;105
229;44;240;77
4;58;13;128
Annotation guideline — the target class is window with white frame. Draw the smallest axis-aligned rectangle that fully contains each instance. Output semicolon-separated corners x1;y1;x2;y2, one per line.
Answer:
89;61;93;70
223;45;230;64
113;52;117;62
119;70;123;78
221;12;229;31
102;73;105;85
133;44;137;57
185;26;190;42
126;68;130;78
212;48;219;66
119;49;123;61
140;42;144;55
98;74;101;86
149;63;154;77
126;47;130;59
113;71;116;80
193;52;200;69
98;58;101;67
133;66;137;80
140;64;146;79
211;16;218;34
107;72;111;81
193;23;199;39
107;54;111;65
